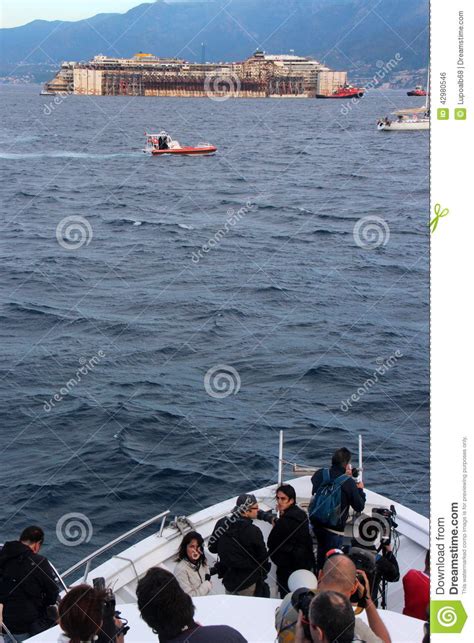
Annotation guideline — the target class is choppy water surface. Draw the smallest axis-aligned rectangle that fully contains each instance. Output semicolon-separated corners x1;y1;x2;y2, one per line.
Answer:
0;85;428;568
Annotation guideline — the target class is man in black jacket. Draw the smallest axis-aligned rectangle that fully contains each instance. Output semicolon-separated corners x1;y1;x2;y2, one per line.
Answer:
208;494;270;596
310;448;365;571
0;526;59;641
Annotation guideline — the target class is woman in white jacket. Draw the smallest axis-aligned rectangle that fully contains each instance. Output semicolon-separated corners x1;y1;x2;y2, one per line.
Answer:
174;531;212;597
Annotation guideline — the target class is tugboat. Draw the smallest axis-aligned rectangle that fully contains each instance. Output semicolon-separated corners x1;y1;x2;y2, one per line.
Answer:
316;83;364;99
144;131;217;156
407;85;427;97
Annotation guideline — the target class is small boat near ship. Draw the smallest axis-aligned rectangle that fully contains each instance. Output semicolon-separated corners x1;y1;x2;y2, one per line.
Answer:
407;85;427;97
39;90;56;96
377;107;430;131
316;83;365;99
378;68;430;131
144;131;217;156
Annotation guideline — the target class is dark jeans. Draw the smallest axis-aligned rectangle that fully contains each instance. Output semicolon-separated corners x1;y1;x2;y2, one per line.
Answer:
276;567;292;598
314;527;343;571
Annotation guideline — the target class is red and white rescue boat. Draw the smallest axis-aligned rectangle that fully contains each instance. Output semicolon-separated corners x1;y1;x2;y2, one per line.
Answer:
144;131;217;156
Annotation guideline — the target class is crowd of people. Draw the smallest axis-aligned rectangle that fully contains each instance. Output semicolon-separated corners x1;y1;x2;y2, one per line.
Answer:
1;447;430;643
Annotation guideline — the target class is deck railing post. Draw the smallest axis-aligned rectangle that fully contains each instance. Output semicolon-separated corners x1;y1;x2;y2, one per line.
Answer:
278;430;284;486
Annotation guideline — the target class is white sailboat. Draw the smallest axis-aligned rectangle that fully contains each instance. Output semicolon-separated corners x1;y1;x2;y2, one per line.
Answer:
26;434;428;643
377;67;430;131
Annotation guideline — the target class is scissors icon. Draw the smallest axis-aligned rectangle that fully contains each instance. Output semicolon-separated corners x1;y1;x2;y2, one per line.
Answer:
430;203;449;233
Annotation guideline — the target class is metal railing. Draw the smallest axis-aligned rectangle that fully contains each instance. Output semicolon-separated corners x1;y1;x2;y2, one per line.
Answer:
59;510;170;586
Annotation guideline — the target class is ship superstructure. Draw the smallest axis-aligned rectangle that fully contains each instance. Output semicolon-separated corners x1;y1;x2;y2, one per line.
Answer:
44;50;350;98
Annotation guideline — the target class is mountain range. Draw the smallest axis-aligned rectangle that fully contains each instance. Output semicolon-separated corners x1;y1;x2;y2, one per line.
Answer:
1;0;428;75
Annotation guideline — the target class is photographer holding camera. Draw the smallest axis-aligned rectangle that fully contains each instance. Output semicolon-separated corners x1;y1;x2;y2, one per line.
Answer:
208;494;270;597
317;553;391;643
58;583;128;643
349;510;400;608
293;590;356;643
310;448;365;571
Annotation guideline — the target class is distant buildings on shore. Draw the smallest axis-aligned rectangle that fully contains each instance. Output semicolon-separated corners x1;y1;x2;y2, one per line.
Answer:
44;50;349;98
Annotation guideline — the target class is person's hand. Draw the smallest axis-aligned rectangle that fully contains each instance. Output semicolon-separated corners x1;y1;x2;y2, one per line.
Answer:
356;481;364;489
354;569;370;608
114;616;126;643
383;543;393;552
294;610;311;643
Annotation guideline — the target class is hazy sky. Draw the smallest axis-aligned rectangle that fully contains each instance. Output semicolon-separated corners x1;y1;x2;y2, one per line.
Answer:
0;1;148;28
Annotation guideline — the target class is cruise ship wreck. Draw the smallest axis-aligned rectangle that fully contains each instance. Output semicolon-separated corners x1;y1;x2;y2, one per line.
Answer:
44;50;349;98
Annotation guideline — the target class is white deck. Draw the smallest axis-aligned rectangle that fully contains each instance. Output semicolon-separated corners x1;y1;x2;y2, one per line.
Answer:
29;596;425;642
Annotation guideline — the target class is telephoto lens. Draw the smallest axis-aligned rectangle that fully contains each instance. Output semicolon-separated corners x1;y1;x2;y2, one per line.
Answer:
257;509;276;524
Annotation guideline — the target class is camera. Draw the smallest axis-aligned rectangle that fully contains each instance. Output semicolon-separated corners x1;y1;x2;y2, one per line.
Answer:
257;509;277;524
291;588;317;641
372;506;398;545
93;577;129;642
346;548;375;608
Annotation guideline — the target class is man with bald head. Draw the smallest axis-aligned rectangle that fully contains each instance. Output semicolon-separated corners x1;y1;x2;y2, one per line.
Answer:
318;554;391;643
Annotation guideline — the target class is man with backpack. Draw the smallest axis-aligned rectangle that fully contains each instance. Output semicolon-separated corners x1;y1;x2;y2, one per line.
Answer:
0;526;59;642
309;448;365;571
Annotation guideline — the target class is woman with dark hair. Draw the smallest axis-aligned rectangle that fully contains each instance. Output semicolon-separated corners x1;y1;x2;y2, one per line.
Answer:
267;484;315;598
174;531;211;597
57;584;125;643
136;567;246;642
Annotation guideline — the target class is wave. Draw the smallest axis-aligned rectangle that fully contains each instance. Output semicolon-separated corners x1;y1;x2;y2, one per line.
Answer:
255;285;288;293
0;151;140;160
302;364;374;384
5;301;74;321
